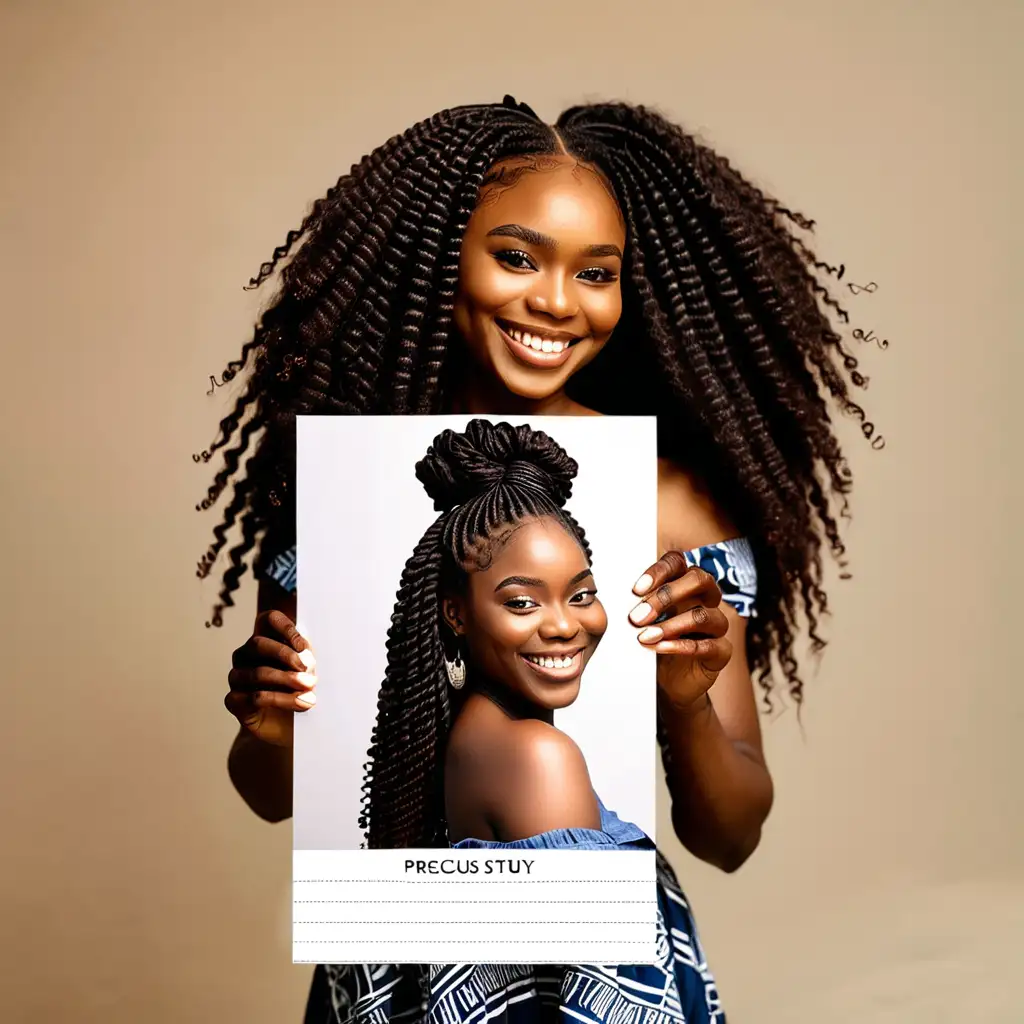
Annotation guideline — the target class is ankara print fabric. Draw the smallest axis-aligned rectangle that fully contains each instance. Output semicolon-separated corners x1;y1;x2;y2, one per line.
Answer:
305;852;724;1024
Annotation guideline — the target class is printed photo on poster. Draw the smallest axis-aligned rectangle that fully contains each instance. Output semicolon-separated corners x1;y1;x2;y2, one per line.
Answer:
292;415;658;964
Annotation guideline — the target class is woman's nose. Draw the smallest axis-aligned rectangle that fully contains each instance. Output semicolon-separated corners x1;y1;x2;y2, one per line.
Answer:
528;273;578;319
539;604;580;640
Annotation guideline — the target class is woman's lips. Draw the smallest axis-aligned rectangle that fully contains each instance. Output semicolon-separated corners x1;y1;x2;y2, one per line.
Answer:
495;319;580;370
519;649;585;683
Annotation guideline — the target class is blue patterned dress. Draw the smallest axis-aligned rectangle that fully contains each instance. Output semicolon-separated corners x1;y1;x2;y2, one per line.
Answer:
263;538;758;1024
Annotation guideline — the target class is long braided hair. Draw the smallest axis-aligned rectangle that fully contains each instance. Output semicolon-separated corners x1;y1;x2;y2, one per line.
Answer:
197;96;875;706
359;418;592;849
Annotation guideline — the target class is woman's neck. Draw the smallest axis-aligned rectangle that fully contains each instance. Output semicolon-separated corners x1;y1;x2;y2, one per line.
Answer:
448;361;595;418
472;678;554;725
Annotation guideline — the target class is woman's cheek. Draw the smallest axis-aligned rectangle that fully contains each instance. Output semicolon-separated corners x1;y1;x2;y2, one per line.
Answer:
507;616;538;648
463;262;525;314
586;602;609;639
490;274;530;312
590;293;623;340
476;608;534;655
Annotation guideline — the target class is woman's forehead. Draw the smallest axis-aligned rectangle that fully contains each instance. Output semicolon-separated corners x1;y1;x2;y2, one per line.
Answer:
474;157;623;233
474;518;589;579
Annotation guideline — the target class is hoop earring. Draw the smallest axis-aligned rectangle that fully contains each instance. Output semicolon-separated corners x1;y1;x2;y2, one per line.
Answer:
444;642;467;690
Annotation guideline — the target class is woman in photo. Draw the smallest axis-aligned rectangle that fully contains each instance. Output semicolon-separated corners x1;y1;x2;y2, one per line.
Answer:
217;95;869;1022
360;417;651;853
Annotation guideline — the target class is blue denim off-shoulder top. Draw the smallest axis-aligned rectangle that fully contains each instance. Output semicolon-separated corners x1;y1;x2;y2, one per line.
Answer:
451;794;653;851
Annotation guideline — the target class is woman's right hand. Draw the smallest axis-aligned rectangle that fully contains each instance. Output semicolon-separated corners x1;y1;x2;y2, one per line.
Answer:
224;610;317;748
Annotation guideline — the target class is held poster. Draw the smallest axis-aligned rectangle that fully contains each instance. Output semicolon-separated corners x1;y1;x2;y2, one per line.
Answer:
293;415;657;964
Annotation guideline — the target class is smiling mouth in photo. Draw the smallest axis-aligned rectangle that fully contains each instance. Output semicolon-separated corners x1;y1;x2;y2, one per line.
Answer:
495;318;584;363
519;648;585;681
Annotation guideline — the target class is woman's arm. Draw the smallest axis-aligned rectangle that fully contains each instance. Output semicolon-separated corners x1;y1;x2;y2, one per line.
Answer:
659;611;774;872
226;578;303;823
656;459;774;872
228;725;294;823
489;722;602;841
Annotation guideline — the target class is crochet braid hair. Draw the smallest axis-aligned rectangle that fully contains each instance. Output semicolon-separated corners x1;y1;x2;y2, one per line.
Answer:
197;97;873;706
358;418;592;849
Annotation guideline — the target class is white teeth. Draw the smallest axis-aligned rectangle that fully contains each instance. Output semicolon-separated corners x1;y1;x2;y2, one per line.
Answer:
504;325;572;354
526;654;575;669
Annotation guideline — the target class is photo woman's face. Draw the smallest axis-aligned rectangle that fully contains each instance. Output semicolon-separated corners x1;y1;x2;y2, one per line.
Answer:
444;516;608;711
453;155;626;403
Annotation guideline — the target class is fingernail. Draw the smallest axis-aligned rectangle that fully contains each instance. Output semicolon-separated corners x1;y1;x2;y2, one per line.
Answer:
296;692;316;707
638;626;663;643
297;650;317;670
633;573;654;595
296;672;317;688
628;601;651;625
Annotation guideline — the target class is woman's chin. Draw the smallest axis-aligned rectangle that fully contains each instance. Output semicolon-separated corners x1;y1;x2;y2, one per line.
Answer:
532;680;582;710
489;354;570;401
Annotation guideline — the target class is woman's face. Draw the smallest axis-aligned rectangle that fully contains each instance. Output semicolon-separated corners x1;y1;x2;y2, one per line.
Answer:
444;516;608;711
453;156;626;404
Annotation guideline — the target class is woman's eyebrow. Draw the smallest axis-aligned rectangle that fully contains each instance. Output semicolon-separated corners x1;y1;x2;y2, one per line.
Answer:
582;243;622;258
486;224;622;260
494;574;544;591
487;224;551;248
494;568;594;593
567;568;595;588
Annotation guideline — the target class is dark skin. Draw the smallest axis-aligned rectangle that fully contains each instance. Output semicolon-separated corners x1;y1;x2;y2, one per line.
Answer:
441;517;607;843
225;155;774;871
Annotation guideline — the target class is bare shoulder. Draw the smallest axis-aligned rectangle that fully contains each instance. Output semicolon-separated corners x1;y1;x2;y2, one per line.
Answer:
504;719;590;781
657;457;740;551
489;719;601;839
447;710;585;786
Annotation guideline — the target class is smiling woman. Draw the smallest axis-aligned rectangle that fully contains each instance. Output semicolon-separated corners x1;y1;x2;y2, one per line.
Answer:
212;94;870;1023
359;417;615;849
452;157;626;405
443;515;610;842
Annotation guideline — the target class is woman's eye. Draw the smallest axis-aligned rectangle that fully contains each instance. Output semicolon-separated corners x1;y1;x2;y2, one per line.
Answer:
577;267;618;284
494;249;536;271
570;589;598;605
504;596;538;611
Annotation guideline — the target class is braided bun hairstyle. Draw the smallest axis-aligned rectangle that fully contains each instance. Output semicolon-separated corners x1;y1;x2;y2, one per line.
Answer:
359;419;592;848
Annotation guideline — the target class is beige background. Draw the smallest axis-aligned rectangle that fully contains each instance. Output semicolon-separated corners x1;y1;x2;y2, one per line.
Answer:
1;0;1020;1020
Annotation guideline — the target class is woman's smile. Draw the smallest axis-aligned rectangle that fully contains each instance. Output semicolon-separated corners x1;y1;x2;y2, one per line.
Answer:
495;318;585;369
519;646;586;681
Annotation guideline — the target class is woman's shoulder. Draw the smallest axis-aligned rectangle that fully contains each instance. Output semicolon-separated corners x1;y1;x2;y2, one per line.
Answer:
452;710;587;781
657;456;740;550
504;718;589;777
656;458;758;617
258;541;298;595
477;719;599;838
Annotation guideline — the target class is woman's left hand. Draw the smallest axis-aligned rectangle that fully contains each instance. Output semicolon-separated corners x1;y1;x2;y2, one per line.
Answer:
629;551;733;712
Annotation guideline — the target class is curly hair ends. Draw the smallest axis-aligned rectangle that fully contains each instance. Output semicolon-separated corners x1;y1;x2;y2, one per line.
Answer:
357;419;591;848
199;98;873;708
